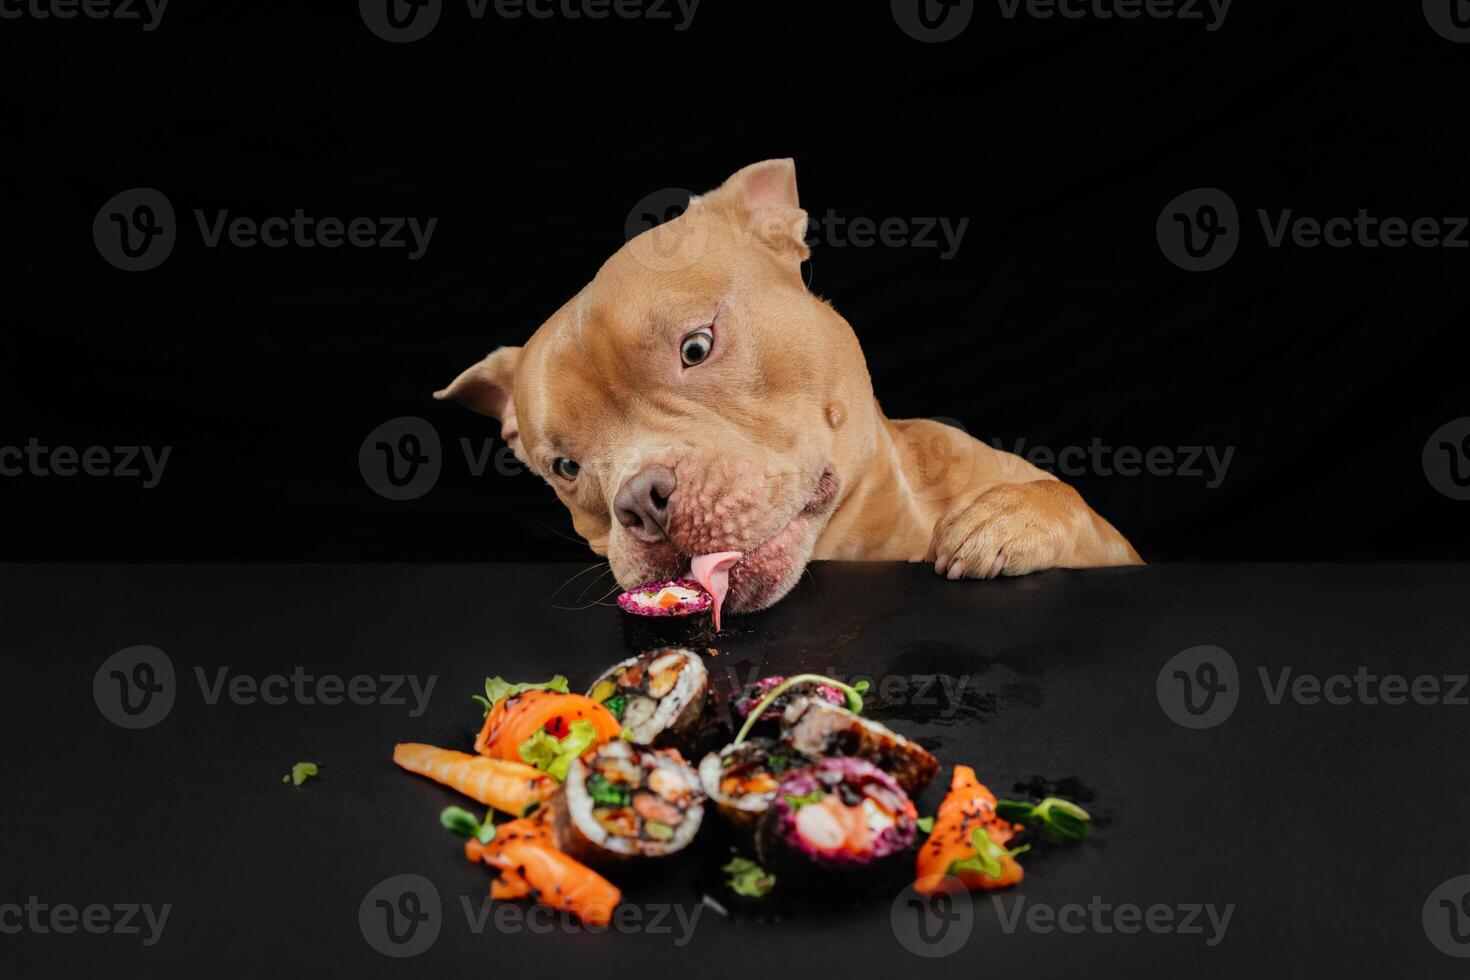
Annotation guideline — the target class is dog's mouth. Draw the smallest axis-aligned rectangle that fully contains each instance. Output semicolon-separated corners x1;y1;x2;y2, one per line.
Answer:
679;466;839;613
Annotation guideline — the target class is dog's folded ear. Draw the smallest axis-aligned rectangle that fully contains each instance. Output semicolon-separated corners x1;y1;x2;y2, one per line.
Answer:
434;345;523;445
701;158;811;266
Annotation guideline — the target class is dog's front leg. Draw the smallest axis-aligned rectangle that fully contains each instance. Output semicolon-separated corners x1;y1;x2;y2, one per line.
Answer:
924;480;1142;579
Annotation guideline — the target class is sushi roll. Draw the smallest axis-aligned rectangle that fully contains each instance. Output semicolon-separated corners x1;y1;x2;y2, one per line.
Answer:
616;578;714;650
697;738;814;839
733;675;848;736
754;756;918;895
780;697;940;796
553;740;705;870
586;647;711;753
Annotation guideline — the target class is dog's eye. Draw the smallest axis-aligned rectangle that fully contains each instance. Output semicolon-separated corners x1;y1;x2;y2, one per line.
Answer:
680;328;714;367
553;457;581;480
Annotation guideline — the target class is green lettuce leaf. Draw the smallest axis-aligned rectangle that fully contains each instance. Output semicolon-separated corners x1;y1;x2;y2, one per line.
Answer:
472;674;570;717
517;718;598;781
722;857;776;897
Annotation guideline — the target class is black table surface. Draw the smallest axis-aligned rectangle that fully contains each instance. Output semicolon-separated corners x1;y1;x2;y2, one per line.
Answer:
4;561;1469;977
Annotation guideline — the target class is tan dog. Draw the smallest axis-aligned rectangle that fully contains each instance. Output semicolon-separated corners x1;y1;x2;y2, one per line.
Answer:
437;159;1141;612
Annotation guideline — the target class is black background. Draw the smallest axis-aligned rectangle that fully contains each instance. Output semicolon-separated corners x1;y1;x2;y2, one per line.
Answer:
3;2;1468;562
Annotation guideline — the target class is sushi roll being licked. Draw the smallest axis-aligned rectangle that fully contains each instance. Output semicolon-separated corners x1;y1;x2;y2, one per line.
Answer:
697;738;814;840
616;578;714;650
553;740;705;870
754;756;918;895
780;697;940;796
587;647;711;753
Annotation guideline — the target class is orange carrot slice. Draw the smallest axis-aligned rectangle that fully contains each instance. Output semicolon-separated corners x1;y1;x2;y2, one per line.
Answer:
915;764;1024;892
480;842;621;927
475;690;621;759
393;743;558;816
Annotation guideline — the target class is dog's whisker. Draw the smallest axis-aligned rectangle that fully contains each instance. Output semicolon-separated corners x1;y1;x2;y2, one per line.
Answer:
549;561;611;601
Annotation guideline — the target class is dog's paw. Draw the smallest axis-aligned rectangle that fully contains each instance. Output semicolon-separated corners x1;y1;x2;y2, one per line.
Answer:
924;481;1080;580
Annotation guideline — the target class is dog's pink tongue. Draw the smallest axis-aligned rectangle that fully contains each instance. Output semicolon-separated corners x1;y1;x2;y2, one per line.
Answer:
690;551;742;632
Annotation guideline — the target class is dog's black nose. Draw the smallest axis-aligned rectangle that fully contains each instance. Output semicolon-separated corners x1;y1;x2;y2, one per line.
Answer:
614;465;676;543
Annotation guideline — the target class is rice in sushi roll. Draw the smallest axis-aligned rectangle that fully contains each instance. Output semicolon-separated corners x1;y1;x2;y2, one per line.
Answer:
697;737;814;839
780;697;940;796
616;578;714;650
587;647;711;753
553;740;705;869
754;756;918;895
732;675;848;736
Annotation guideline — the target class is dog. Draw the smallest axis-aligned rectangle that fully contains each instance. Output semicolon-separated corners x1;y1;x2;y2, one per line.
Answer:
437;159;1141;613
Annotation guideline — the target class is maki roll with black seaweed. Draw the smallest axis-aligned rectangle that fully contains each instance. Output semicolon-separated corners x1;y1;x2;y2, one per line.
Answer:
553;741;705;870
733;675;848;736
697;738;813;839
781;697;940;796
587;647;711;753
754;756;918;895
616;578;714;649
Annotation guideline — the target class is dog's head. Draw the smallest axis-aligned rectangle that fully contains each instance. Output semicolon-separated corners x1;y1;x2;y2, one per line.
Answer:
437;160;874;611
